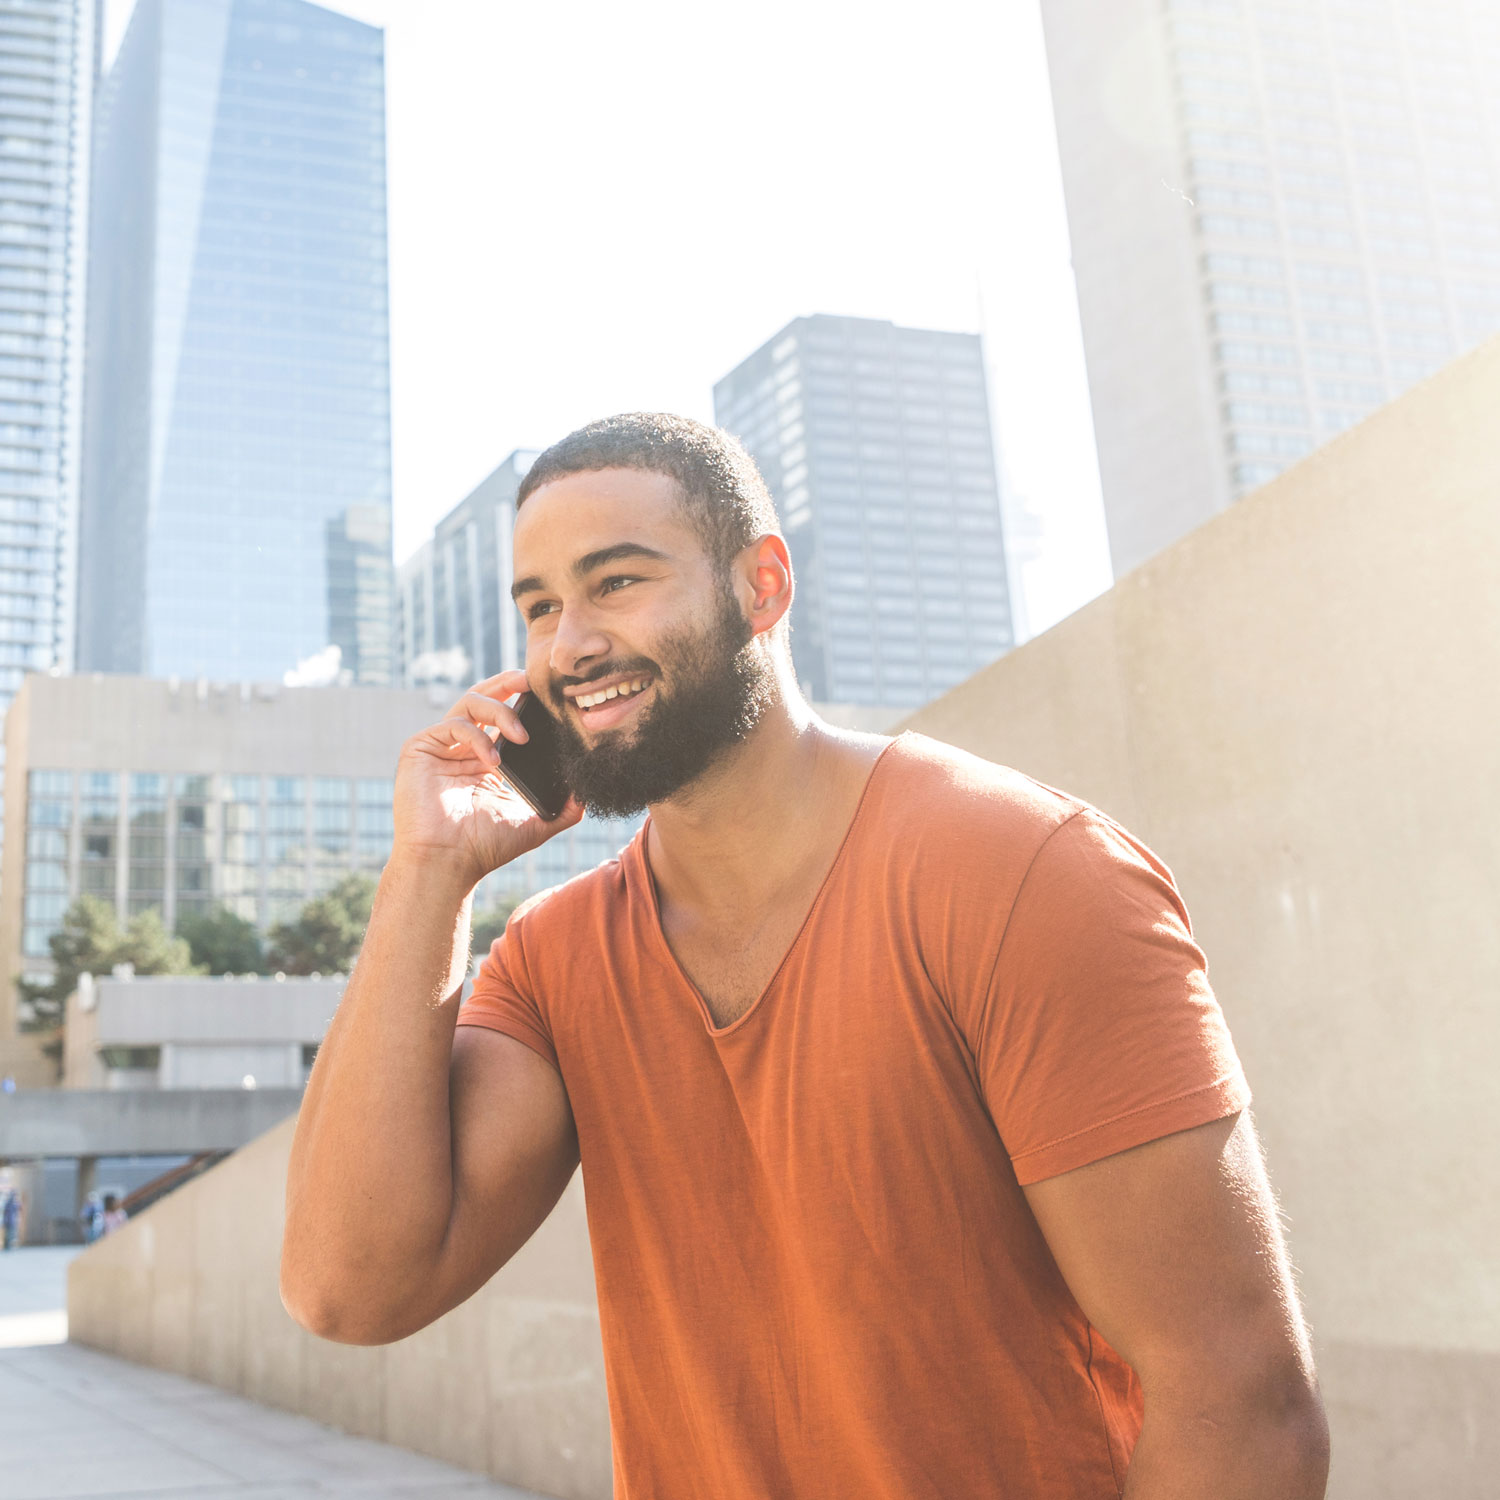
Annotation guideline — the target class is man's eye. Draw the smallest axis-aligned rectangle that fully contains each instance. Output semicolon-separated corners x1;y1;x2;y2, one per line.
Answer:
600;576;638;594
526;601;558;620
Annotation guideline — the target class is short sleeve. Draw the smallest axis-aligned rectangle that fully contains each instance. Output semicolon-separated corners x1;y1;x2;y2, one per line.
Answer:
977;808;1249;1185
457;903;559;1072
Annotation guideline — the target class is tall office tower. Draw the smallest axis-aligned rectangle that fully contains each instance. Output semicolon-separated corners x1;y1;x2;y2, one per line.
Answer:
396;449;538;688
77;0;393;684
714;314;1013;710
0;0;93;868
1042;0;1500;576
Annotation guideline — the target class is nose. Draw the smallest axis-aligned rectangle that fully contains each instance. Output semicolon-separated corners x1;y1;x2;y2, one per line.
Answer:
546;604;612;679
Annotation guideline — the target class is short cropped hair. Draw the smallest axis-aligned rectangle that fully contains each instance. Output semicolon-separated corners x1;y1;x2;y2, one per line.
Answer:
515;413;780;574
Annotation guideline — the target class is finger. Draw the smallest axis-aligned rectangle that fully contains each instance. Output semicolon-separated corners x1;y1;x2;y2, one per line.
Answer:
446;670;529;719
426;716;501;767
449;690;531;745
537;795;586;832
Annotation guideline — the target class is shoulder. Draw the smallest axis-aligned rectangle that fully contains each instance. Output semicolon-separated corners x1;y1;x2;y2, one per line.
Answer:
877;736;1182;917
496;838;636;957
875;732;1093;856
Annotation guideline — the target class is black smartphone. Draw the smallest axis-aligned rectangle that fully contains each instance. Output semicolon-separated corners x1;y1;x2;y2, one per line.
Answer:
498;692;571;821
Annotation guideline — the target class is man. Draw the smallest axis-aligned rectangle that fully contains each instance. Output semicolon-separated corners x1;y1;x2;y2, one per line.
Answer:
1;1184;20;1250
283;414;1329;1498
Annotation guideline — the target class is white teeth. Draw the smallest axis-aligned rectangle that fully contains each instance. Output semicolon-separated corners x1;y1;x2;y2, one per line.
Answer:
577;677;650;710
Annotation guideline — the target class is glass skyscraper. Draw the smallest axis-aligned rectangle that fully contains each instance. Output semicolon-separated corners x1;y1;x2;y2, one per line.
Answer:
77;0;393;684
714;314;1014;710
397;448;539;689
0;0;92;864
1042;0;1500;575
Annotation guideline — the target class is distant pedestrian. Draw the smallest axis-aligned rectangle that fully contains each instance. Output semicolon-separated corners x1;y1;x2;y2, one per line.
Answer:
80;1193;104;1244
1;1188;21;1250
101;1193;128;1236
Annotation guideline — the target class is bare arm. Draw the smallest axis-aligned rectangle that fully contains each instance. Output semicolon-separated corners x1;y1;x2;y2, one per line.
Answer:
1023;1113;1329;1499
281;671;583;1344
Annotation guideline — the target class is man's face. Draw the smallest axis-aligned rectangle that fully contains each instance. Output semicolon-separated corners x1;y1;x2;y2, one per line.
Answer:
510;468;775;818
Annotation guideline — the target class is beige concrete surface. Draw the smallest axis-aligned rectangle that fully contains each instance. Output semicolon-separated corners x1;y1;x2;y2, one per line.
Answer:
63;972;344;1090
905;337;1500;1498
67;1116;610;1500
0;1246;550;1499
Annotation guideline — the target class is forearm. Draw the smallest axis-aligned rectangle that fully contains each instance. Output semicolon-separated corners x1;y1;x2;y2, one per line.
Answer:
1123;1382;1329;1499
282;850;477;1338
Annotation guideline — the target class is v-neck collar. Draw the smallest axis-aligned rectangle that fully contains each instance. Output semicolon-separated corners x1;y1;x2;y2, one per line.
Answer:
627;735;905;1040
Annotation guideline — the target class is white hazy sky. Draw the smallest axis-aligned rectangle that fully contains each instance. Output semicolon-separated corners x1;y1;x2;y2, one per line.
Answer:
104;0;1113;638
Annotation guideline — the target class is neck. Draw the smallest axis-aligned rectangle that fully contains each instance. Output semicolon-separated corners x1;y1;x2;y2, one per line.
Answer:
644;668;887;915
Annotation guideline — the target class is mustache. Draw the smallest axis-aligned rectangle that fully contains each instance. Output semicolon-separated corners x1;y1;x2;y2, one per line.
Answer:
547;657;661;705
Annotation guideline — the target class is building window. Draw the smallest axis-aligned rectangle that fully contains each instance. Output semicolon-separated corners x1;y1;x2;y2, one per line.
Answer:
1225;400;1310;426
27;828;66;860
1234;461;1283;488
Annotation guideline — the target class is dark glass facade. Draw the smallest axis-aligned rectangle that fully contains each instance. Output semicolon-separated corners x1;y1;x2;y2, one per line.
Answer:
396;449;536;688
715;314;1014;709
77;0;392;684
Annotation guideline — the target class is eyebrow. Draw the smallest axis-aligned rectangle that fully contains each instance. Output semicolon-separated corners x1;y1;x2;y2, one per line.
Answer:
510;542;671;601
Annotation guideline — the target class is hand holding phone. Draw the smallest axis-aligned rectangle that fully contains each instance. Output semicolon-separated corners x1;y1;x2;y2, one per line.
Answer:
391;674;580;890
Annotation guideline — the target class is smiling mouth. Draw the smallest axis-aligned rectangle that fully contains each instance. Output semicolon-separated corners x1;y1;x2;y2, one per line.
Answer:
573;675;653;714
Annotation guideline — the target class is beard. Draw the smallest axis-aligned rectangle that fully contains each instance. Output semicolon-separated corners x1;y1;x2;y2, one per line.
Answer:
544;582;777;820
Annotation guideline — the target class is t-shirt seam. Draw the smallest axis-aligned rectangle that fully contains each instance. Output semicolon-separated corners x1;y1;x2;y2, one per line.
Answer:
482;840;643;1052
977;805;1090;1022
1007;1069;1248;1167
1083;1323;1128;1497
454;1008;562;1074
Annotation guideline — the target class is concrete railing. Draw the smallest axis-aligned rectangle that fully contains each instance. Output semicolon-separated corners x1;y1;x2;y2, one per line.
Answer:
0;1087;305;1160
68;1115;610;1500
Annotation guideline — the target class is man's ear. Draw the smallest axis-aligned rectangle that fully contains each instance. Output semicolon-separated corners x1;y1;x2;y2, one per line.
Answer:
740;534;793;639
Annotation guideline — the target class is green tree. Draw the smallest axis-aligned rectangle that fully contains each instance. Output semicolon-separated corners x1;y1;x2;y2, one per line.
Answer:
17;896;200;1032
266;874;377;976
117;907;199;977
469;898;521;960
176;905;267;975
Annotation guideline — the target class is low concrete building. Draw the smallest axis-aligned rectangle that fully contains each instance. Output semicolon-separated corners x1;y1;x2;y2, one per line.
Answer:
62;973;344;1091
0;676;438;1087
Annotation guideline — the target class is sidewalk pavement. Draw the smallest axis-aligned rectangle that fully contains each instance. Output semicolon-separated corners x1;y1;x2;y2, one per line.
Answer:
0;1247;550;1499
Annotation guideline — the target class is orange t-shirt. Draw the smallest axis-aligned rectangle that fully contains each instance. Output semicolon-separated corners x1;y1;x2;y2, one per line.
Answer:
459;734;1250;1499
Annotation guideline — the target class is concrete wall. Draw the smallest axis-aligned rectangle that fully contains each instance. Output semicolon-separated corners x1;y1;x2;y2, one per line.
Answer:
0;1087;304;1159
904;338;1500;1499
64;974;344;1089
68;1117;611;1500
